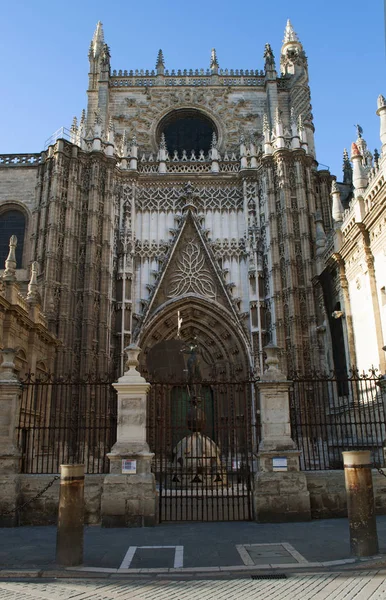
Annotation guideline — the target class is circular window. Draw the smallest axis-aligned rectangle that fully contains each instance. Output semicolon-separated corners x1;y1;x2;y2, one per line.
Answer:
157;109;217;155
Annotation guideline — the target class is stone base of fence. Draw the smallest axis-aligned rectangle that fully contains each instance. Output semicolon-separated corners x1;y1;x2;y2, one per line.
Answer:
1;470;386;525
253;471;311;523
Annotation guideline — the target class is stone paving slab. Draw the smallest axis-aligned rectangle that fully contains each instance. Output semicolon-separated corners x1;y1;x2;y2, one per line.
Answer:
1;572;386;599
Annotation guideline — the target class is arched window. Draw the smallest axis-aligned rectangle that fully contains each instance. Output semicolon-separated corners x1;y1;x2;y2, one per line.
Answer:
0;210;26;268
158;109;217;155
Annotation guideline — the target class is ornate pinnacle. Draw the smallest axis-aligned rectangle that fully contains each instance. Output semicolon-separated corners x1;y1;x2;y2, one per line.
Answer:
156;49;165;69
377;94;386;109
210;48;219;72
108;116;114;131
121;129;127;156
70;116;78;133
3;235;17;280
290;107;297;125
27;261;40;303
80;109;86;125
298;114;304;131
342;148;352;185
274;107;282;125
159;133;167;150
263;113;270;134
131;134;137;147
91;21;104;58
283;19;300;44
211;132;218;149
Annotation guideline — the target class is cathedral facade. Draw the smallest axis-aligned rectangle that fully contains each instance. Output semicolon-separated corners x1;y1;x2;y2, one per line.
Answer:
0;20;384;380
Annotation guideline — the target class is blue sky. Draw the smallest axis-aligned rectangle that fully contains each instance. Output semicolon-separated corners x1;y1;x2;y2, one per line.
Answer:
0;0;384;179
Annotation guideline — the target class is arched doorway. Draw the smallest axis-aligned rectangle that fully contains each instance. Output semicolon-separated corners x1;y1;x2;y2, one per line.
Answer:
139;297;258;521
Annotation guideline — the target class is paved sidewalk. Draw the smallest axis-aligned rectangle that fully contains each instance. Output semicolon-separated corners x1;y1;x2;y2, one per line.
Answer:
0;516;386;578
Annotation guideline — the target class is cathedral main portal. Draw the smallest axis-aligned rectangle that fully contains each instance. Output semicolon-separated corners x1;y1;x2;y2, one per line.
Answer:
140;299;258;521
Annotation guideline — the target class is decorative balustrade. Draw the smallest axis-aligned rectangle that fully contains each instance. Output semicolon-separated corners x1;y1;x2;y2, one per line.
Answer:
0;154;42;167
110;67;266;88
136;149;240;174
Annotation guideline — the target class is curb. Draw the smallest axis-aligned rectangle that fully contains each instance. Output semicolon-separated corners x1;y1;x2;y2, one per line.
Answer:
0;555;385;580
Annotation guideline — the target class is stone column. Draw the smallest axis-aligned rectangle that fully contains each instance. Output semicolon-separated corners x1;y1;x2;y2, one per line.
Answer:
101;344;157;527
253;344;311;522
0;349;22;526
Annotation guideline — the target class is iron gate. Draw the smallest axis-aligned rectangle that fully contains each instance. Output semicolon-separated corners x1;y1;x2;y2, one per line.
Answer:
147;380;259;522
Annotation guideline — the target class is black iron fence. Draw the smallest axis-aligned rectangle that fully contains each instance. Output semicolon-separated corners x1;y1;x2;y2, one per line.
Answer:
290;371;386;470
17;374;117;474
147;379;259;521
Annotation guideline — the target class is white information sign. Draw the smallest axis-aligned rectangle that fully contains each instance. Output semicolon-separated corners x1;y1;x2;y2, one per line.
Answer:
122;459;137;474
272;457;288;472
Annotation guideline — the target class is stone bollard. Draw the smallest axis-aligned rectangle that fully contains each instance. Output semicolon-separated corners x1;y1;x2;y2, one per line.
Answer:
342;450;379;557
56;464;85;566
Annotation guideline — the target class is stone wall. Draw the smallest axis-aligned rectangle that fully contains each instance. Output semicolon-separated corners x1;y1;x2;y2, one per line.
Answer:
305;470;386;519
2;470;386;526
17;475;105;526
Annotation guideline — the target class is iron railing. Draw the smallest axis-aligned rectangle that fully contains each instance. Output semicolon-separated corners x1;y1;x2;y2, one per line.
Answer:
147;379;259;522
17;373;117;474
290;370;386;470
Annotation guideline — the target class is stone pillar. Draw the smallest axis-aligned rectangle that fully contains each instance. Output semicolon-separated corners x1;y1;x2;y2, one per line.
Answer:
253;345;311;522
343;450;379;557
0;349;22;526
101;344;157;527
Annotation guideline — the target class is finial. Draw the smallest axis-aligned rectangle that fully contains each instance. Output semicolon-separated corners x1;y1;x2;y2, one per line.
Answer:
210;48;219;73
264;43;276;71
71;116;78;131
156;49;165;74
377;94;386;109
211;132;218;149
27;261;40;303
374;148;380;167
274;107;282;125
355;124;363;139
3;235;17;280
80;109;86;125
91;21;105;58
108;116;114;131
283;19;300;44
131;134;137;147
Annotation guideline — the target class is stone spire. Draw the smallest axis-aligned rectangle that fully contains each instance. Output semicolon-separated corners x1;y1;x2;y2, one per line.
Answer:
156;49;165;75
91;21;105;58
27;261;40;304
3;236;17;281
210;48;219;74
70;116;78;144
283;19;299;44
342;148;352;185
354;125;373;168
280;19;307;76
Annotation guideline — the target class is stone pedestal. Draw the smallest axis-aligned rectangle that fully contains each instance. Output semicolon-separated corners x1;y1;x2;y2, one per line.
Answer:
101;345;157;527
253;345;311;522
0;349;22;526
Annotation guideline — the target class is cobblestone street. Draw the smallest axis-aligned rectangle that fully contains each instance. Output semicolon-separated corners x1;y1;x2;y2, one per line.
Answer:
2;572;386;599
